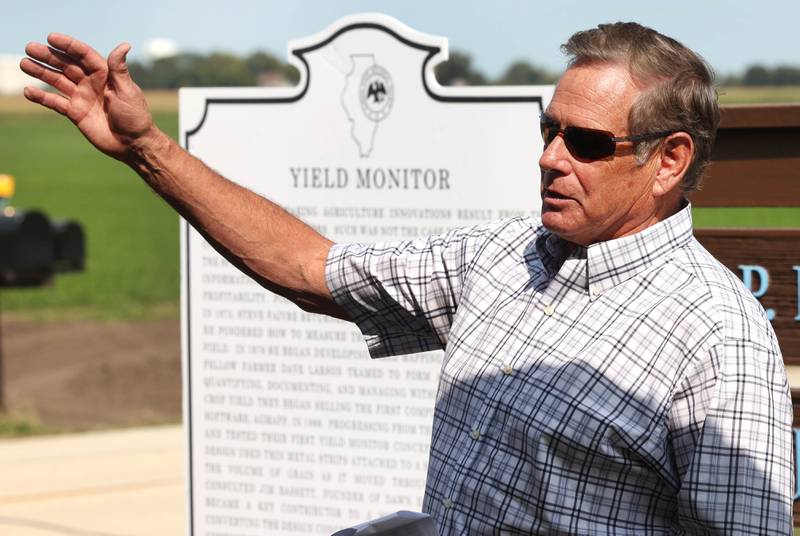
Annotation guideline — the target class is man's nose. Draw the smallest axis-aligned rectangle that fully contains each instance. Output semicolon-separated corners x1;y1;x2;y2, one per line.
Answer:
538;132;570;173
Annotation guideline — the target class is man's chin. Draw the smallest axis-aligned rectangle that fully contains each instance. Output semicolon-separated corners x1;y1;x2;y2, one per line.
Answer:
541;210;567;233
541;211;582;243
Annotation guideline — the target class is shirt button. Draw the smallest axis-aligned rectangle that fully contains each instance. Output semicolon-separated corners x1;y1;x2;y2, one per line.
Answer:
590;286;602;297
442;498;454;509
500;363;513;375
543;304;555;316
469;428;481;440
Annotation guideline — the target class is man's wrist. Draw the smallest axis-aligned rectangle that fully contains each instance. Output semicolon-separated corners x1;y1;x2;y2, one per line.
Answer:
125;127;171;170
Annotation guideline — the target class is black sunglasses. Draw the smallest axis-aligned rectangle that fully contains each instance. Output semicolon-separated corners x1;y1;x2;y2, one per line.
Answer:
540;114;676;160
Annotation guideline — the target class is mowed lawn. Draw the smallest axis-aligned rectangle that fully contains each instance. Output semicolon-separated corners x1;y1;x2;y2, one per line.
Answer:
0;88;798;320
0;102;179;320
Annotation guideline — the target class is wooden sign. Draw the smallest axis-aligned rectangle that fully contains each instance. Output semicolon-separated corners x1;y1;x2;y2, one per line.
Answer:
694;105;800;207
694;229;799;363
697;105;800;522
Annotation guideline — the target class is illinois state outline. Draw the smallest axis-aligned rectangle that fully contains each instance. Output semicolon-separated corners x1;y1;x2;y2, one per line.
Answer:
341;54;388;158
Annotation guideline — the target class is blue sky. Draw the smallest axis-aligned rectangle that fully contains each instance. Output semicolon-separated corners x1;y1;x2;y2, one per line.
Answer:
7;0;799;77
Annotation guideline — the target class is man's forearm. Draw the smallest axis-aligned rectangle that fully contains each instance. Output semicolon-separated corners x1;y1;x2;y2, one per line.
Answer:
126;127;347;318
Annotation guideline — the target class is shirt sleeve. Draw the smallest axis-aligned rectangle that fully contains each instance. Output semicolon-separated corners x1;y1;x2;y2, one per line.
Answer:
325;221;507;359
667;339;793;534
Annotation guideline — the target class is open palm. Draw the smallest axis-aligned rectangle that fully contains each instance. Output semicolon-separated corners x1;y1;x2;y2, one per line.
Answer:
20;33;154;160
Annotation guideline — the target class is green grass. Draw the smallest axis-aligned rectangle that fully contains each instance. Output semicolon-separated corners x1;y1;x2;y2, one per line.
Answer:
693;207;800;228
0;111;180;320
719;85;800;104
0;412;47;437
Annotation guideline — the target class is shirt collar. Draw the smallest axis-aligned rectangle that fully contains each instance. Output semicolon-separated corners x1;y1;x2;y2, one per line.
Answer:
535;201;694;298
534;228;579;277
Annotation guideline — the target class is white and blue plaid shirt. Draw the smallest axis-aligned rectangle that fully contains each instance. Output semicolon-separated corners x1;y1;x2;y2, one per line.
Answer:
326;204;793;535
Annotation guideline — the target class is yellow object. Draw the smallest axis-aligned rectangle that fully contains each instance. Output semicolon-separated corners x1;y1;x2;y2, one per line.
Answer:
0;175;15;199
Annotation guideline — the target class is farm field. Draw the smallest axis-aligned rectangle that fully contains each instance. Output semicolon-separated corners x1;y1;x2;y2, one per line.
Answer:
0;95;183;432
718;85;800;104
0;98;179;320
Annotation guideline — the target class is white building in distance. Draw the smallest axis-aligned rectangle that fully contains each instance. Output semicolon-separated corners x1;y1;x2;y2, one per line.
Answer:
0;54;45;96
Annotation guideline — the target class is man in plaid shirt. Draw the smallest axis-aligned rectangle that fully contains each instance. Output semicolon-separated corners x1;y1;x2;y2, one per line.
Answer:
23;21;792;535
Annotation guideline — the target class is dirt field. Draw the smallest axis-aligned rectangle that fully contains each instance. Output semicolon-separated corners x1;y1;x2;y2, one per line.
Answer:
2;316;181;430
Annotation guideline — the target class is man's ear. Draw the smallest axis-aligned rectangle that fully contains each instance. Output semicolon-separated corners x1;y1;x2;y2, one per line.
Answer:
652;132;693;197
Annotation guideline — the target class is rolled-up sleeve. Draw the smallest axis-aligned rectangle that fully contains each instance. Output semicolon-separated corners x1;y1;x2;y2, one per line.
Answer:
668;339;793;534
325;222;502;358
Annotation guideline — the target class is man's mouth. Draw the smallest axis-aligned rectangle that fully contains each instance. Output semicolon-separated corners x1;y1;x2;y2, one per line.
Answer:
543;189;572;201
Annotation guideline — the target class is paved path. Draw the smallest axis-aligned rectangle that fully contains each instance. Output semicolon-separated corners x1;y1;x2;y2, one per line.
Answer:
0;425;185;536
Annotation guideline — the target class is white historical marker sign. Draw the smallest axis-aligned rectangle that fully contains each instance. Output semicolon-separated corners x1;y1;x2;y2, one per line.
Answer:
180;13;552;536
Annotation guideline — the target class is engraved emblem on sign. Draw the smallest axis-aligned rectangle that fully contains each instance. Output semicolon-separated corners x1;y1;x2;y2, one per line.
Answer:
360;64;393;122
342;55;395;157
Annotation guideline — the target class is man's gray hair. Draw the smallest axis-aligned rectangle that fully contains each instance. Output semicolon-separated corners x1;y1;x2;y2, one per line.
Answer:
562;22;719;192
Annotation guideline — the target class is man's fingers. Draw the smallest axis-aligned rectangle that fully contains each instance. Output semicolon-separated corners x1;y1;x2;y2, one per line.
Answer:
23;86;70;116
47;46;88;82
24;42;85;83
19;58;78;96
107;42;133;85
25;42;68;69
46;32;107;74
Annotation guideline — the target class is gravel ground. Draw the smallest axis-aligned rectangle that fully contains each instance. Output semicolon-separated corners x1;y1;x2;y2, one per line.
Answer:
1;316;181;430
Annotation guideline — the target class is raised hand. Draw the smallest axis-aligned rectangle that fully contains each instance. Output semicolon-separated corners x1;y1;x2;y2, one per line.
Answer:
19;34;340;318
20;33;156;160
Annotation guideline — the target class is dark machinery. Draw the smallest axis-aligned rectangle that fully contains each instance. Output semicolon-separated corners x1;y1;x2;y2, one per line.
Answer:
0;175;85;287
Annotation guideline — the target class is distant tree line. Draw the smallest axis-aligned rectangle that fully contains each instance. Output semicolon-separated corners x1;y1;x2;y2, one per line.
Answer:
129;51;300;89
128;49;799;88
128;49;558;88
721;65;800;86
